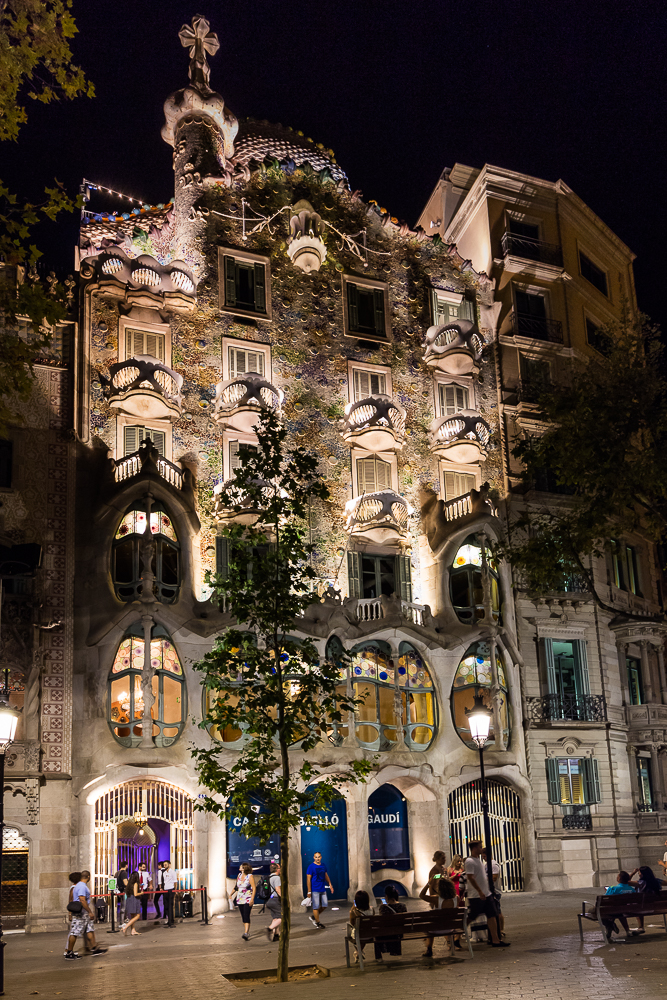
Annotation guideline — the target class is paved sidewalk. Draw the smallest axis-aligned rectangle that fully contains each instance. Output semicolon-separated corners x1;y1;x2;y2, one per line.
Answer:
7;888;667;999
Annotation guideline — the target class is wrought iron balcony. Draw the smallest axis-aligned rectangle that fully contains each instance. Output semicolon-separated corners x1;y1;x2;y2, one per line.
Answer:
345;490;409;544
512;313;563;343
113;439;186;490
502;232;563;268
428;410;491;464
101;356;183;419
526;693;607;724
422;319;484;375
341;395;406;453
562;811;592;831
516;377;552;405
214;373;283;433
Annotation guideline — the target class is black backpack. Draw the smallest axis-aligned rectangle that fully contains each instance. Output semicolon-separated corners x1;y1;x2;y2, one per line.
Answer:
255;875;272;906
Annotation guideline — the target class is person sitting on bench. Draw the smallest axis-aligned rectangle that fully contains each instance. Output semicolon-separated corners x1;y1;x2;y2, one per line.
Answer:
374;885;407;961
420;872;458;958
603;871;637;941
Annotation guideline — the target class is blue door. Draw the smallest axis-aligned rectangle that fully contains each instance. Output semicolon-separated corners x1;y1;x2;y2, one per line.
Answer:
368;784;410;872
300;797;349;898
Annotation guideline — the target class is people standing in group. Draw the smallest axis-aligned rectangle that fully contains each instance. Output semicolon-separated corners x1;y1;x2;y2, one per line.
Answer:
137;861;151;922
160;858;177;927
375;885;407;961
265;862;282;942
428;850;447;881
306;851;334;929
232;862;256;940
153;861;163;922
64;870;107;960
121;872;142;936
464;840;509;947
115;862;128;926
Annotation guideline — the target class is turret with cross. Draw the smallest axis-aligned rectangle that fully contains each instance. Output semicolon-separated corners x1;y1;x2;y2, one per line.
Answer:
178;15;220;94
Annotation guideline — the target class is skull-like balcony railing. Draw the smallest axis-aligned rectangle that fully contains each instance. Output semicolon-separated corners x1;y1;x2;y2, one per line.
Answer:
422;319;484;375
80;247;196;314
428;410;491;464
340;395;406;453
214;373;283;433
345;490;409;545
213;477;277;526
101;356;184;420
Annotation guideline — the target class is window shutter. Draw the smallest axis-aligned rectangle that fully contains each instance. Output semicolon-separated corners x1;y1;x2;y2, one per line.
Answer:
247;351;263;376
461;298;476;323
542;639;557;696
124;426;138;455
373;372;386;395
574;640;591;696
229;441;241;471
126;329;133;358
144;333;164;361
146;429;165;455
431;289;441;324
444;471;475;500
546;758;561;804
375;458;391;490
347;551;362;598
347;282;359;331
396;554;413;602
354;369;368;400
216;536;229;580
582;757;601;804
253;262;266;313
224;256;237;306
373;288;385;335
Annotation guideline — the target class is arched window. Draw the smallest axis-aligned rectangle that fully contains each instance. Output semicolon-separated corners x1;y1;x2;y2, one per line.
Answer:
113;505;179;603
450;534;500;625
350;640;436;751
451;640;509;749
108;625;186;748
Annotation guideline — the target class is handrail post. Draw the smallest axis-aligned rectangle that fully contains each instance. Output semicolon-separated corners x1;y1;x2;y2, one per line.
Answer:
201;884;209;925
107;890;119;934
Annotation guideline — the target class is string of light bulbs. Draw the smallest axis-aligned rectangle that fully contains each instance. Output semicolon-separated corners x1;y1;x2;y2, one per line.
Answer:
81;178;150;205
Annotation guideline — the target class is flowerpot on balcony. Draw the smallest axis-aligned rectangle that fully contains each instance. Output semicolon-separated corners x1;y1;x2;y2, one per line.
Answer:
428;411;491;464
340;395;406;453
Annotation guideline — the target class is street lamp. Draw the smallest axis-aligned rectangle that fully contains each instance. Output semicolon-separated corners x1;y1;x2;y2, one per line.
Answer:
0;669;20;997
465;690;496;904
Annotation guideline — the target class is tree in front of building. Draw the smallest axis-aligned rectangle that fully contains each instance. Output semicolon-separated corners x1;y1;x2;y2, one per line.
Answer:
501;315;667;612
194;410;371;982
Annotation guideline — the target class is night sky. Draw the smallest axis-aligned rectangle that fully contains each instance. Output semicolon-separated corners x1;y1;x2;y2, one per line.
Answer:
4;0;666;327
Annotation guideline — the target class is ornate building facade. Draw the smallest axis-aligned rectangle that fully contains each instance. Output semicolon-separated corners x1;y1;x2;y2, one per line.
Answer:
5;17;666;931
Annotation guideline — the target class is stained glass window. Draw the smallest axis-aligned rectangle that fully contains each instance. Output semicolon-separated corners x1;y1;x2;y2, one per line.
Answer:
113;504;179;603
451;640;509;749
450;533;500;625
115;509;177;542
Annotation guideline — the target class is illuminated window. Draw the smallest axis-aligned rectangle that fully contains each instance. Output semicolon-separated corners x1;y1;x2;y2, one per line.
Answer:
610;539;641;596
438;383;469;416
108;626;185;748
450;534;500;624
451;640;509;750
113;504;179;604
545;757;601;806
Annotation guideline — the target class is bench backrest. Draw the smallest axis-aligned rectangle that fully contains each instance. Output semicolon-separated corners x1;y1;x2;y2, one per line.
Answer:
597;891;667;915
355;908;464;939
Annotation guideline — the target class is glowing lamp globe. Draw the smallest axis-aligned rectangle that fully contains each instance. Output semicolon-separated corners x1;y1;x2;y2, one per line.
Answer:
465;691;492;749
0;699;20;749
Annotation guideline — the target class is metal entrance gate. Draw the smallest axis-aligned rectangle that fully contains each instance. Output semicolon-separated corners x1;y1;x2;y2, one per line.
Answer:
448;780;524;891
1;827;29;927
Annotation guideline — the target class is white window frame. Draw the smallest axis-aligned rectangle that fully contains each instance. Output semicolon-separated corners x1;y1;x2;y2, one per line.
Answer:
433;373;474;417
115;416;172;462
431;288;463;326
342;274;391;342
347;360;392;403
218;247;272;322
222;430;259;481
439;460;481;499
222;336;271;382
118;316;171;367
351;447;397;497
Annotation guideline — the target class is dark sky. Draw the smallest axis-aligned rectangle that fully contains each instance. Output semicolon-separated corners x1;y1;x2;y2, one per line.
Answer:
5;0;666;327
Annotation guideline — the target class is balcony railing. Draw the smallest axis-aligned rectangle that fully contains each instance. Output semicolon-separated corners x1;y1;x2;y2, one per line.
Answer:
516;378;552;405
113;441;185;490
355;597;425;625
428;410;491;464
214;373;283;432
341;395;406;453
502;232;564;268
442;485;496;524
562;811;592;831
102;356;183;419
513;313;563;343
526;693;606;723
345;490;409;544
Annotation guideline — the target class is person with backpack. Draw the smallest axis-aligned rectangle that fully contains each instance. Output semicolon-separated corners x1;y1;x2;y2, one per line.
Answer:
265;862;282;941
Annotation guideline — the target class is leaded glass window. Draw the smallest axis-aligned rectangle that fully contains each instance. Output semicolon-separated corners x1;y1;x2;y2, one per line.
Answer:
451;640;509;749
113;504;179;603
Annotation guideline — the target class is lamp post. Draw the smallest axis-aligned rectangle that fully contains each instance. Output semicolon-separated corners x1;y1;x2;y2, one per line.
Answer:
0;669;20;997
466;690;496;903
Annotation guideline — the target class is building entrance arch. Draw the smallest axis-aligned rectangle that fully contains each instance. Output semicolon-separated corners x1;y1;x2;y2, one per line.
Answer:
93;778;194;897
448;779;524;891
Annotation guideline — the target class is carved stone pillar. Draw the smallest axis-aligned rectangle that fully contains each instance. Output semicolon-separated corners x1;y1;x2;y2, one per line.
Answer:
639;641;654;703
627;745;640;812
651;745;664;810
387;638;405;750
657;646;667;706
139;613;155;749
617;641;631;707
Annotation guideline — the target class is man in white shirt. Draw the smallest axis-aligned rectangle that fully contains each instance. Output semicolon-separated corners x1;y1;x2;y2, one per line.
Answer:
482;848;504;936
160;859;177;927
464;841;509;947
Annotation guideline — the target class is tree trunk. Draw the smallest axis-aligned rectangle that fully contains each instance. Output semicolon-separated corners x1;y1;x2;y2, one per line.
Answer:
277;829;290;982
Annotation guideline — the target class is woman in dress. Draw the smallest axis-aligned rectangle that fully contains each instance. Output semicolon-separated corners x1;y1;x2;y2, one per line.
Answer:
447;854;466;902
121;871;142;936
232;863;256;940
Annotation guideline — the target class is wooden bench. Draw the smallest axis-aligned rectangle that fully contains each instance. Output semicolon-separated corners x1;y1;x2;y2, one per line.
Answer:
578;891;667;943
345;907;472;971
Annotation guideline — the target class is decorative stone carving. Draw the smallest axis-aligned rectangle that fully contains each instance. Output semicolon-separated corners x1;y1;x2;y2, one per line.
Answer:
26;776;39;824
101;356;184;420
422;319;484;375
80;247;196;313
287;201;327;273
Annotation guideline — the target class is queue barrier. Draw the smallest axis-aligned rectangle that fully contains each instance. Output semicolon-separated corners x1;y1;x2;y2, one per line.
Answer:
88;886;210;933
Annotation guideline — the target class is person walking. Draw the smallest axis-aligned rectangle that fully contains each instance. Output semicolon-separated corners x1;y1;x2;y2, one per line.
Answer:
265;862;282;941
138;861;151;922
153;861;163;922
64;872;82;960
65;871;107;959
121;871;142;936
306;851;334;929
232;862;256;940
482;848;504;937
115;862;128;927
160;859;178;927
464;840;509;947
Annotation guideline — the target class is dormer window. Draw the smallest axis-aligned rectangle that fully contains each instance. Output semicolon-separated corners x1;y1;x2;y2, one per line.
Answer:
113;503;179;603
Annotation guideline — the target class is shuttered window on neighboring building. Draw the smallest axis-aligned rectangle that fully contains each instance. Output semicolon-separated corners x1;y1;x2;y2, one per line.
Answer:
228;346;265;379
444;471;476;501
353;368;386;400
125;329;165;361
546;757;601;805
356;457;391;494
124;426;166;456
438;383;469;416
223;255;267;314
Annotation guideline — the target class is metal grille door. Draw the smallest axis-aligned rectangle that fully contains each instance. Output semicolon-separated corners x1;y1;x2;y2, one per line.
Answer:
448;780;524;891
2;827;29;926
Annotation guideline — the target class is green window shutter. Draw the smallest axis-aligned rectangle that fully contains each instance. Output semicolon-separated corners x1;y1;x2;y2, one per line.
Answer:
124;426;138;455
461;298;476;323
254;262;266;313
216;536;229;580
542;639;557;696
396;554;413;602
347;283;359;331
347;551;362;598
546;758;561;804
574;640;591;696
431;289;441;324
373;288;385;335
582;757;601;804
224;256;237;306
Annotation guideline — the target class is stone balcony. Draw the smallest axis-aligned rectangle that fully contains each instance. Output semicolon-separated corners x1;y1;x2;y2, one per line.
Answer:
355;596;426;626
213;477;276;526
340;395;406;453
80;247;196;313
101;355;183;420
428;410;491;464
112;438;190;492
345;490;409;544
422;319;484;375
214;373;283;433
626;702;667;739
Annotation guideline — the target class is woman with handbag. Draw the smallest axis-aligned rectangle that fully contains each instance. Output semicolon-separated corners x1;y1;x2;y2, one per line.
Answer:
120;872;142;936
231;863;256;940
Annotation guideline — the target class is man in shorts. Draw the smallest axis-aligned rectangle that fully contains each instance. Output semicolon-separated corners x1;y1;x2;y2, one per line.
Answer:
306;851;334;929
65;871;107;959
464;841;509;947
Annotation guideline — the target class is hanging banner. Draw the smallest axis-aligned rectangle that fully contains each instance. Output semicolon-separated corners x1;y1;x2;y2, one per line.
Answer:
368;785;410;872
226;796;280;878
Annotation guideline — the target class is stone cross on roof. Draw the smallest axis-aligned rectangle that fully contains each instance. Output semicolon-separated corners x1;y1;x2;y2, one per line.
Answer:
178;15;220;94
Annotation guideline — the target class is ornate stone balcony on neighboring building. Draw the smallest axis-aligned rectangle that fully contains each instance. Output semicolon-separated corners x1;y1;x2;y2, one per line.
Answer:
101;356;184;420
214;373;283;432
340;395;406;453
80;247;197;313
526;694;607;724
422;319;484;375
626;702;667;734
428;410;491;464
345;490;409;544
